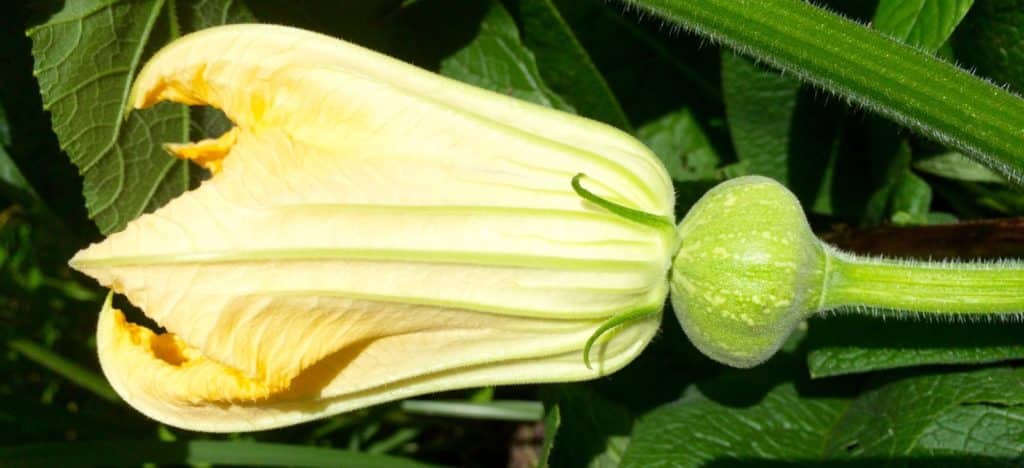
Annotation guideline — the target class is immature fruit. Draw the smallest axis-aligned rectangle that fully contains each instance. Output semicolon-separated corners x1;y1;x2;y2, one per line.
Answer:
670;176;826;368
70;24;675;432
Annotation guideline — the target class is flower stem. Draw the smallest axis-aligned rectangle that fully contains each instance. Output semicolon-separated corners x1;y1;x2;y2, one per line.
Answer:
822;250;1024;316
623;0;1024;184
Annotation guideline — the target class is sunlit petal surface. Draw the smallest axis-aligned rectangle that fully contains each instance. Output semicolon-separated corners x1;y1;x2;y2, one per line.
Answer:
71;24;674;432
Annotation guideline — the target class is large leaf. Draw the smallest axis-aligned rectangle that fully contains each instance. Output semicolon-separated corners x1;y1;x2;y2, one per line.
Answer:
873;0;975;53
29;0;188;234
953;0;1024;93
621;356;851;467
826;367;1024;460
636;108;719;183
720;52;842;206
622;364;1024;465
806;315;1024;378
515;0;630;129
29;0;251;234
440;0;572;111
721;52;801;184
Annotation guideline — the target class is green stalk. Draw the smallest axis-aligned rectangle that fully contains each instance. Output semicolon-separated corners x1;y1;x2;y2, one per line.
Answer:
823;252;1024;315
624;0;1024;184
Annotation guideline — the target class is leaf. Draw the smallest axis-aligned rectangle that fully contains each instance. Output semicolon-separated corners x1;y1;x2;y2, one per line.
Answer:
625;0;1024;186
538;404;560;468
827;367;1024;460
720;52;842;205
863;136;913;225
721;52;801;184
0;103;39;204
806;315;1024;378
623;363;1024;465
953;0;1024;93
0;440;438;468
621;359;850;467
873;0;975;53
514;0;630;129
916;152;1009;184
932;178;1024;218
400;400;544;421
541;384;634;468
889;169;933;224
440;0;572;111
636;108;719;183
29;0;188;234
29;0;252;234
8;339;120;403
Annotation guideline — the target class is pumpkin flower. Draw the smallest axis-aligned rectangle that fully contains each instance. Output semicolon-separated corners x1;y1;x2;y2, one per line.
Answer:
70;24;677;432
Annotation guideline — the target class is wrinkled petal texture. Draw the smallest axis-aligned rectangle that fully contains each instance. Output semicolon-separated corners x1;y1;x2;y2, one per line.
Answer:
71;24;675;432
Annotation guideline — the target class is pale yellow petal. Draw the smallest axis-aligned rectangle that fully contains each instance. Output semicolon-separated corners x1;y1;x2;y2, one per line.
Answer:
98;292;660;432
75;24;675;432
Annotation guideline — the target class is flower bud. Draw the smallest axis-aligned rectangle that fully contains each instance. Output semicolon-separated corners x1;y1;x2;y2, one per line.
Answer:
70;24;676;432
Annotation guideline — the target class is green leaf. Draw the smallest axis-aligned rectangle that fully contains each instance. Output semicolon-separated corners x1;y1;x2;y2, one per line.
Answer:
889;169;933;224
721;52;844;205
721;52;801;184
806;315;1024;378
0;145;34;203
932;178;1024;217
515;0;631;129
0;440;439;468
953;0;1024;93
7;339;119;403
621;363;850;466
29;0;188;234
400;399;543;421
623;0;1024;185
29;0;252;235
0;104;39;204
538;404;560;468
440;0;572;111
542;384;634;468
827;367;1024;459
916;152;1009;184
873;0;975;53
623;363;1024;465
863;136;913;225
636;108;719;183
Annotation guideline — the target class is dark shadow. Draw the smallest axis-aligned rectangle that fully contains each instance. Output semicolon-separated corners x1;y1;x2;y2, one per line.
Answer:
376;0;493;72
786;87;845;207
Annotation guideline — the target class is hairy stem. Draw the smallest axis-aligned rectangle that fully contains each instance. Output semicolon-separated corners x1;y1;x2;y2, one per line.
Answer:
822;249;1024;315
623;0;1024;184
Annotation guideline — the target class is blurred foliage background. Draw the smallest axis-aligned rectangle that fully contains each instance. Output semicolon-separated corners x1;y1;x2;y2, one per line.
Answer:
3;0;1024;466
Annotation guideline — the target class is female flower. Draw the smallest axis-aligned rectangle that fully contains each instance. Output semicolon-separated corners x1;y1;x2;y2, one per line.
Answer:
70;24;677;431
